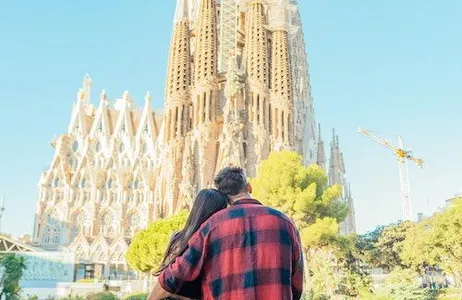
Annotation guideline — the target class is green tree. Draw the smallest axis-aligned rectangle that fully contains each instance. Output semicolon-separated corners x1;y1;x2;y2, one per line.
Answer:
401;198;462;286
250;151;350;297
250;151;347;238
363;221;415;272
126;210;188;272
0;254;27;299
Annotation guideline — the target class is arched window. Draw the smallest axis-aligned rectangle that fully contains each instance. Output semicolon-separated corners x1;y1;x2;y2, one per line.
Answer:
42;210;61;245
72;141;79;152
53;177;60;188
108;178;113;189
80;177;87;189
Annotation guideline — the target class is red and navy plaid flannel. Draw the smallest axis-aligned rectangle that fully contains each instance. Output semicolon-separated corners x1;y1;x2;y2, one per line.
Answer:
158;199;304;300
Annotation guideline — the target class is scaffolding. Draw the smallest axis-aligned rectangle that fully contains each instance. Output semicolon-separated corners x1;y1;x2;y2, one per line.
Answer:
219;0;238;73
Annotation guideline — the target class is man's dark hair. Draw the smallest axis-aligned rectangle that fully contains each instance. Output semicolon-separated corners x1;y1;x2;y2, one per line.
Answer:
214;166;248;196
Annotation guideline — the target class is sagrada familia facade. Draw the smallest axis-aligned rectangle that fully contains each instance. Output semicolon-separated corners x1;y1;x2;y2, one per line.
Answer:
32;0;355;278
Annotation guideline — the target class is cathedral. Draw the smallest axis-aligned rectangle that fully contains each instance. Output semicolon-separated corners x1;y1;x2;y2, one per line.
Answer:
32;0;355;279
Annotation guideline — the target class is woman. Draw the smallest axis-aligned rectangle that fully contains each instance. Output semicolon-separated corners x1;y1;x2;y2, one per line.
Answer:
154;189;229;300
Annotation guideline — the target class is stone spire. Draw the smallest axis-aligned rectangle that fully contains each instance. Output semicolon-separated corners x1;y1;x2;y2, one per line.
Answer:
328;130;356;235
189;0;220;189
242;0;271;176
192;0;219;127
328;129;344;186
157;0;194;215
270;0;294;151
316;124;326;170
244;0;270;91
164;0;192;143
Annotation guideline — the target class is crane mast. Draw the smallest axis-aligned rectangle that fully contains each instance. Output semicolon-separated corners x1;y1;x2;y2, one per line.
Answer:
358;128;423;221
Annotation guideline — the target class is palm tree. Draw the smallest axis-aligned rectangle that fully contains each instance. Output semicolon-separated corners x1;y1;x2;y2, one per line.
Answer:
0;254;27;299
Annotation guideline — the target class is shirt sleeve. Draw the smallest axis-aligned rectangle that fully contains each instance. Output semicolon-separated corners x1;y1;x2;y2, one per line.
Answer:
158;224;210;294
291;227;304;300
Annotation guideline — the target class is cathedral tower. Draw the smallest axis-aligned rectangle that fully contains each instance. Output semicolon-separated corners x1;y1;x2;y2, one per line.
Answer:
242;0;271;175
157;0;193;215
328;129;356;236
190;0;220;187
33;0;335;274
269;0;294;151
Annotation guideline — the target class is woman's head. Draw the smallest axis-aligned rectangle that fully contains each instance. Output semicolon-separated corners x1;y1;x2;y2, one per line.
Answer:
155;189;228;275
186;189;229;232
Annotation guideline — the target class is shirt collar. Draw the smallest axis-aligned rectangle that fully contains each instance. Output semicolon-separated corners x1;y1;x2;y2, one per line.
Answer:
232;198;262;206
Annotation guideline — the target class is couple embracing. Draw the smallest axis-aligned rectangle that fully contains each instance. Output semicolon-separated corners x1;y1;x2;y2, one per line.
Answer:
148;166;304;300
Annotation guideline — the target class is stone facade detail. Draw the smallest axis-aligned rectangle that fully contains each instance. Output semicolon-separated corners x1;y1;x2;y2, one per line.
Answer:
32;0;337;268
328;130;357;236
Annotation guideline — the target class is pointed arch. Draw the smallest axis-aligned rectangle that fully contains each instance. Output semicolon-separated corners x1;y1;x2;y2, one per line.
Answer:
41;208;62;245
109;237;129;263
68;231;90;260
90;235;109;261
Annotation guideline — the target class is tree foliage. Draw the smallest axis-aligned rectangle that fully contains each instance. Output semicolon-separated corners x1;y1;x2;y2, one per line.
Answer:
374;221;415;271
0;254;27;299
126;211;188;272
251;151;356;297
401;198;462;286
250;151;347;247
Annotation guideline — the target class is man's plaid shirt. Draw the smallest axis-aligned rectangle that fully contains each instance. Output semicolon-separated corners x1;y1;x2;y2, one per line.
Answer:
158;199;304;300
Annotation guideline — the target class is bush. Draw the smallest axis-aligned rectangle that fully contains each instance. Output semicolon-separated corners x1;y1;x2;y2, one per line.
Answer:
86;292;118;300
121;293;148;300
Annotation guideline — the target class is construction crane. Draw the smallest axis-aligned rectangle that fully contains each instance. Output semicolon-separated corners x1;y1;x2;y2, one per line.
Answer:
358;127;423;221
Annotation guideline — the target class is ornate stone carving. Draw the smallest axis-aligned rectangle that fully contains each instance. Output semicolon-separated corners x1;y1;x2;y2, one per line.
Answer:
32;0;337;268
179;137;195;209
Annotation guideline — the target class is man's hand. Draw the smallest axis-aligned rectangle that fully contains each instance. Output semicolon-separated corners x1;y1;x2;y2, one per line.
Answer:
148;281;171;300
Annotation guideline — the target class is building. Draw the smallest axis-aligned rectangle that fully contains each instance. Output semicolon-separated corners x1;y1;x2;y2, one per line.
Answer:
327;129;356;235
0;233;76;298
32;0;351;277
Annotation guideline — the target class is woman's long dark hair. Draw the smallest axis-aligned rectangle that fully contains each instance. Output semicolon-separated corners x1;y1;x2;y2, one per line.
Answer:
154;189;228;275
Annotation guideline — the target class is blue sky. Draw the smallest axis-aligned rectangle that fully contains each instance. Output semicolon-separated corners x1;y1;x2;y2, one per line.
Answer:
0;1;461;236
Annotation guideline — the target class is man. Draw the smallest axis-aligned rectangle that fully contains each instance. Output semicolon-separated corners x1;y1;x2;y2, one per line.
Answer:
149;166;303;300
